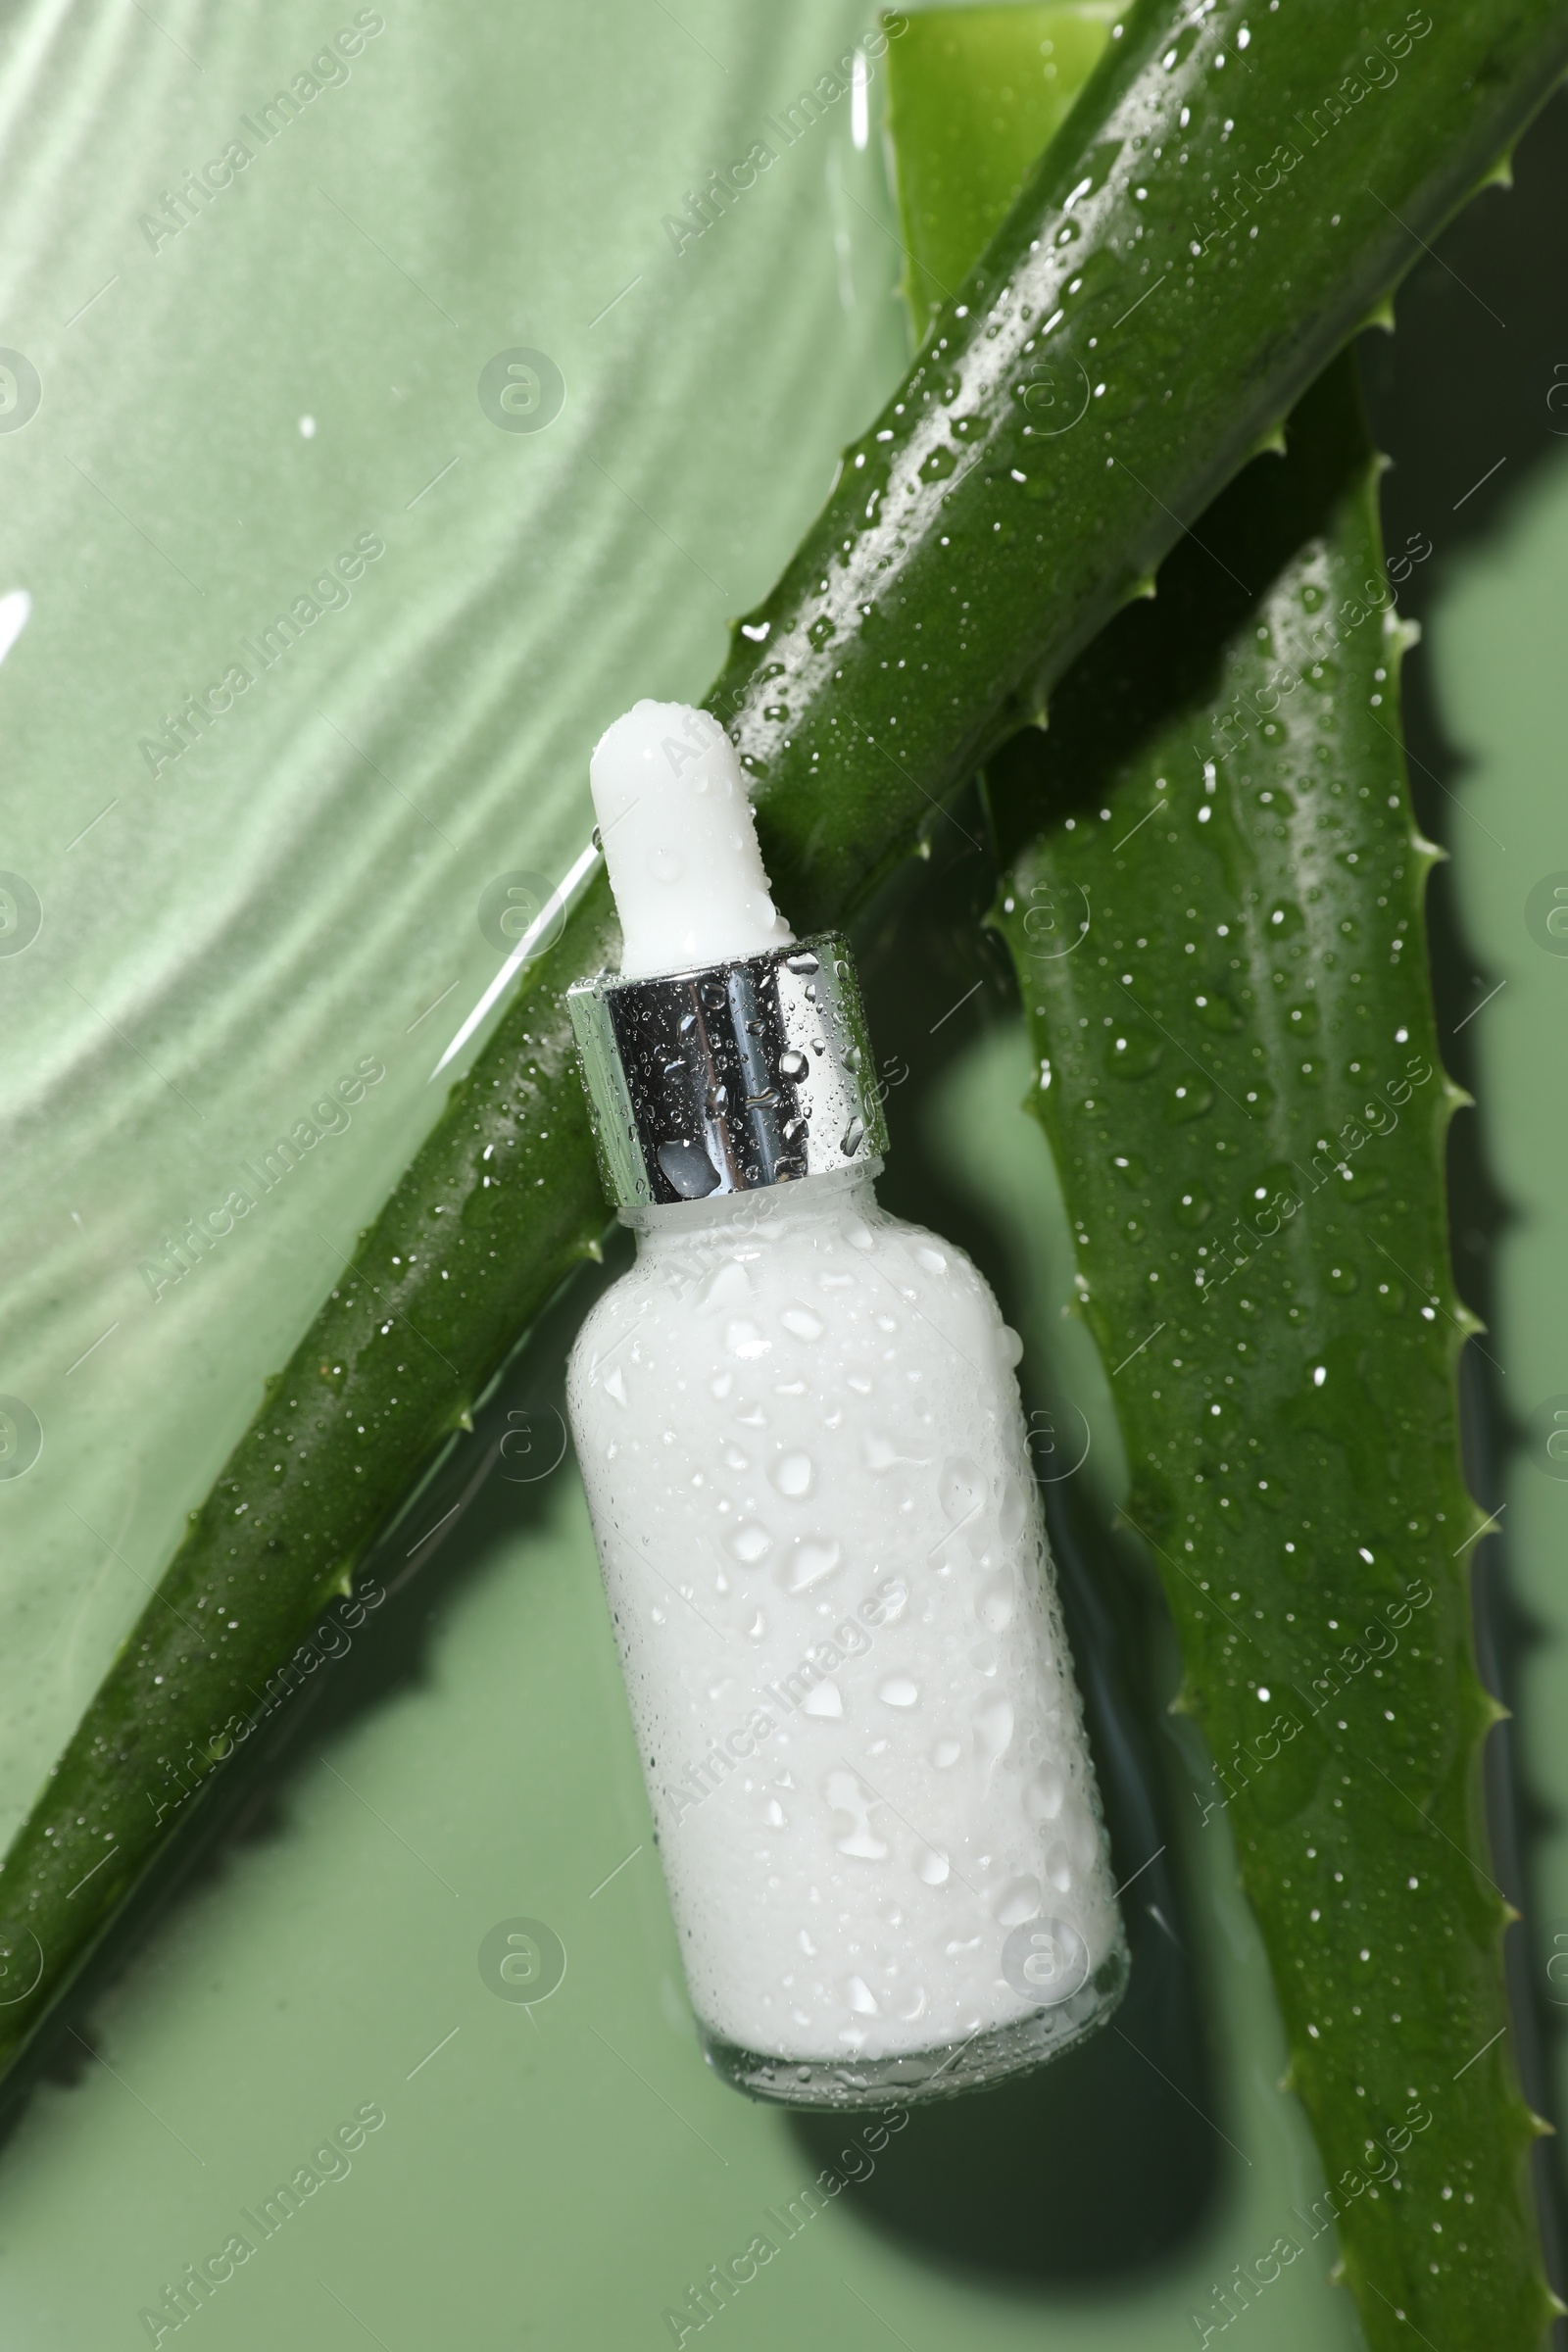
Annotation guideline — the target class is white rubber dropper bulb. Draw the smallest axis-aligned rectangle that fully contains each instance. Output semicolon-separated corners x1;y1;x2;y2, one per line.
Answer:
589;700;794;980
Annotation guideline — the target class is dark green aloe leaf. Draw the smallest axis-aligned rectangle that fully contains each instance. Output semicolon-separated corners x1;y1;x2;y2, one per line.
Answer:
717;0;1568;929
990;353;1549;2350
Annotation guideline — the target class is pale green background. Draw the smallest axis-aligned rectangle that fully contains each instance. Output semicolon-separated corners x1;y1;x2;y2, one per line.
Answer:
0;3;1559;2346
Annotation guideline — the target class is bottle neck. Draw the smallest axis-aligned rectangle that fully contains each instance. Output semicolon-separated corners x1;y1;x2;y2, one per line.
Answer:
621;1160;882;1245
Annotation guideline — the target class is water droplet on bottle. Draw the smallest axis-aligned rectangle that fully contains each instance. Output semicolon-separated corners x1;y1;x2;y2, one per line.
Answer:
1045;1841;1073;1892
975;1695;1015;1758
1025;1765;1064;1821
725;1319;770;1359
878;1676;920;1708
771;1450;814;1497
931;1737;962;1768
728;1521;773;1563
703;1258;751;1308
803;1680;843;1718
917;1847;951;1886
996;1875;1043;1927
939;1455;986;1523
650;847;682;883
780;1304;825;1342
779;1537;842;1592
779;1048;808;1079
844;1974;880;2014
840;1117;865;1155
977;1573;1016;1631
825;1768;888;1858
657;1138;720;1198
786;951;819;974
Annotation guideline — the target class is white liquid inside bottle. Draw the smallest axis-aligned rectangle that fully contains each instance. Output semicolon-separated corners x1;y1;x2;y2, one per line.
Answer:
565;703;1126;2106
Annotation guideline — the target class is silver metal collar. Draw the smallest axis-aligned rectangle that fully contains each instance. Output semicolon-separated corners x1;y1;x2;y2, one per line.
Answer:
566;933;888;1208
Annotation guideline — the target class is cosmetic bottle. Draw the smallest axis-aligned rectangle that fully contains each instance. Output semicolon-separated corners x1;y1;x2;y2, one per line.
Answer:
565;700;1126;2107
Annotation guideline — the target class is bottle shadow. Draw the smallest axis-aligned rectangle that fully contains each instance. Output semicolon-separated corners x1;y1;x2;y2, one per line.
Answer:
783;834;1227;2288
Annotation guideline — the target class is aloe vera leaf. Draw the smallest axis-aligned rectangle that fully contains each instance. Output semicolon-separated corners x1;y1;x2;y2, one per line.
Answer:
906;18;1543;2331
716;0;1568;931
989;354;1549;2349
3;0;1562;2084
0;888;617;2075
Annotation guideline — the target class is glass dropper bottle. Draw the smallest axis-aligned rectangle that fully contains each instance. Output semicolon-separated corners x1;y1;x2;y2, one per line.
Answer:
565;699;1127;2107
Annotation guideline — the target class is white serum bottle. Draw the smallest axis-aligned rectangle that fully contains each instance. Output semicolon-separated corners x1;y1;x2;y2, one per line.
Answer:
565;700;1126;2107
